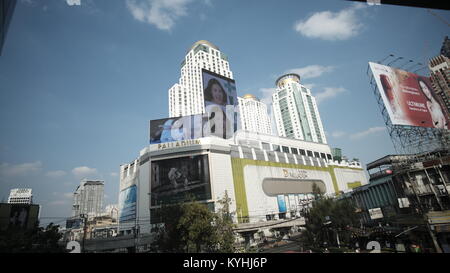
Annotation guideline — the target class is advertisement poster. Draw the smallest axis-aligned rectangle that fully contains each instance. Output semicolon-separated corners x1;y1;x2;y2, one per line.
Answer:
202;69;239;139
369;208;384;220
119;185;137;222
369;62;449;129
150;155;211;206
277;195;287;213
9;205;30;229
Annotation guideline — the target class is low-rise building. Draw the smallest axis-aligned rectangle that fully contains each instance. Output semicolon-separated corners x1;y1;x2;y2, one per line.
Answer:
342;149;450;252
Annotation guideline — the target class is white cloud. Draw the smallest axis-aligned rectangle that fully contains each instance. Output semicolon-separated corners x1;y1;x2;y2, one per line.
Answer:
48;200;68;206
63;193;73;199
66;0;81;6
350;126;386;140
126;0;194;31
259;87;276;106
46;170;67;178
315;87;347;104
287;65;335;80
294;4;365;40
72;166;98;177
0;161;43;177
303;83;316;90
331;131;347;138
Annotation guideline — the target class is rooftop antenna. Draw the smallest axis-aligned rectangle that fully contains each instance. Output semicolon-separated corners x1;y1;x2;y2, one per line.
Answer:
387;56;403;67
399;59;414;69
367;54;395;76
405;62;422;71
378;54;395;64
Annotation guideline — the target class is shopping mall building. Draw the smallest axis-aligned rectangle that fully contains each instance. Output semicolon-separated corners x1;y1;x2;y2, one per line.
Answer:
118;130;368;241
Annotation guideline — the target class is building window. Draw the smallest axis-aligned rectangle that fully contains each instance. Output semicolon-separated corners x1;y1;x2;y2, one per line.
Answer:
291;148;298;155
307;151;313;157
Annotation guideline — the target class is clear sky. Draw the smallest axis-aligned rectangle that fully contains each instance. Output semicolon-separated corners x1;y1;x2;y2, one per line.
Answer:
0;0;448;227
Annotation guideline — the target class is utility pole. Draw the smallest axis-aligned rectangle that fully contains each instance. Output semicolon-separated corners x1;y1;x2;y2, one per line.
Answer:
81;214;88;253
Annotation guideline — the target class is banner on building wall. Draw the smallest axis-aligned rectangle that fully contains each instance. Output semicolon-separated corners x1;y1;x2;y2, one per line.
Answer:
369;207;384;220
202;69;239;139
150;155;211;206
277;195;287;213
119;185;137;222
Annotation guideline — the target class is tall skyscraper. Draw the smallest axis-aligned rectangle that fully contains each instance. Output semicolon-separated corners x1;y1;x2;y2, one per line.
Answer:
429;55;450;115
72;180;104;218
169;40;234;118
8;188;33;204
238;94;272;135
272;73;327;144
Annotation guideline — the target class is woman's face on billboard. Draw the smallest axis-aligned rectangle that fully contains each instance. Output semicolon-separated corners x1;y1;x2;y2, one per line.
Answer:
419;81;432;100
211;83;224;104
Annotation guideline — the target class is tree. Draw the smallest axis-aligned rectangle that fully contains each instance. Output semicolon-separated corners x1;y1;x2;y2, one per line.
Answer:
302;197;358;250
312;182;323;199
152;193;237;253
214;191;236;253
0;222;64;253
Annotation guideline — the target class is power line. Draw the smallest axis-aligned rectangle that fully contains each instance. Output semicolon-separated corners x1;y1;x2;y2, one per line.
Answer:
427;9;450;27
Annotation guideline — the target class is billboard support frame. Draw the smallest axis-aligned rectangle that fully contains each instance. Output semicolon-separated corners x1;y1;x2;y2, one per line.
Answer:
367;63;450;155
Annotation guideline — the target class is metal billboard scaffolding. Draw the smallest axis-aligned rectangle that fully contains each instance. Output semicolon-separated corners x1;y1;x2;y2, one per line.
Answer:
367;60;450;155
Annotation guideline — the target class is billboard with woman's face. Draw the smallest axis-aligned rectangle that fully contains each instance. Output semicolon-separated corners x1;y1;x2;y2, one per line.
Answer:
369;62;449;130
202;69;239;139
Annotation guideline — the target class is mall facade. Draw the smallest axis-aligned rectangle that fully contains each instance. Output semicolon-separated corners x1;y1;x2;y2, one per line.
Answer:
118;130;368;241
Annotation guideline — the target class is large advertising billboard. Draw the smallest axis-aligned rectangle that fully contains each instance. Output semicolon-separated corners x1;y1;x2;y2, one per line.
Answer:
150;155;211;207
149;69;239;144
202;69;238;139
150;114;205;144
118;185;137;223
369;62;449;129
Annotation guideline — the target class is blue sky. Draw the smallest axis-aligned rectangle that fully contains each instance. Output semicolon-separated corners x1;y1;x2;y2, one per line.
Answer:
0;0;448;226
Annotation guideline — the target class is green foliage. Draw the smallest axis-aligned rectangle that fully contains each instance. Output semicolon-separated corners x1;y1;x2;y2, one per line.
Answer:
312;182;323;198
0;223;64;253
153;193;237;253
214;191;236;253
302;197;359;249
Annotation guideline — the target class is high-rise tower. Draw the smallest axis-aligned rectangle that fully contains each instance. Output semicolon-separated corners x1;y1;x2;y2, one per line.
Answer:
169;40;234;118
272;73;327;144
238;94;272;135
72;180;104;218
8;188;33;204
429;55;450;115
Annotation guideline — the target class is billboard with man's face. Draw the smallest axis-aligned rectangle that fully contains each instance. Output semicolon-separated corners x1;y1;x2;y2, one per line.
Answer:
369;62;449;130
